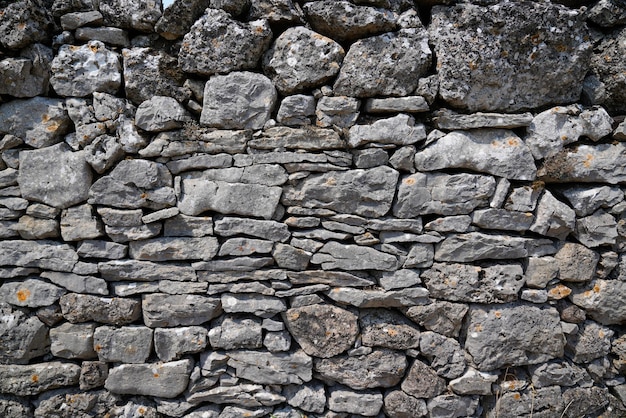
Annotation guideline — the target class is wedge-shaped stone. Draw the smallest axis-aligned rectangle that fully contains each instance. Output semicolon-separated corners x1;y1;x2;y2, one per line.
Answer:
0;362;80;396
105;359;193;398
360;309;420;350
209;315;262;350
0;302;49;364
283;166;398;218
575;210;618;247
50;322;96;360
433;109;533;130
570;279;626;325
186;384;285;407
465;303;565;370
221;293;287;318
591;26;626;113
561;185;623;217
60;293;141;325
431;2;591;111
129;237;219;261
312;241;398;271
287;271;376;287
135;96;191;132
98;260;196;282
315;349;407;390
435;233;535;262
348;114;426;148
164;214;214;237
0;98;71;148
529;190;575;240
94;325;153;363
415;129;536;180
155;326;207;362
472;208;534;232
555;243;599;283
421;262;524;303
0;240;77;272
326;287;429;308
0;44;52;98
401;359;446;399
19;143;92;209
283;304;358;358
420;331;467;379
183;165;288;187
76;240;127;260
403;301;469;338
0;278;65;308
394;173;495;217
249;127;345;150
142;293;222;327
227;350;312;385
177;178;281;220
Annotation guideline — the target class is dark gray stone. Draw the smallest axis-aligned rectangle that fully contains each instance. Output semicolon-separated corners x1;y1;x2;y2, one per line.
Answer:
129;237;219;261
135;96;191;132
0;302;49;364
529;190;576;240
327;385;383;416
99;0;161;31
283;381;326;413
227;350;312;385
0;0;53;50
383;390;428;418
0;44;52;98
570;279;626;325
419;331;466;379
105;360;193;398
154;0;210;39
312;241;398;271
0;362;80;396
404;301;468;338
359;309;420;350
0;240;78;272
50;322;96;359
142;293;222;327
98;260;196;282
434;232;536;263
60;293;141;325
208;315;262;350
590;26;626;113
401;359;446;399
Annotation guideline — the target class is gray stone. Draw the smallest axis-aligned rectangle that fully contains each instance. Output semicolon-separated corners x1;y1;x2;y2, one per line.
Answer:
209;315;262;350
105;360;193;398
538;142;626;184
98;260;196;282
415;129;536;181
283;304;358;358
60;11;104;30
179;8;271;75
364;97;429;114
590;27;626;113
359;309;420;350
97;207;142;227
34;389;120;418
401;359;446;399
570;279;626;325
60;293;141;325
218;406;272;418
0;394;32;417
14;215;58;239
219;238;274;257
50;41;121;97
530;190;576;240
75;26;130;47
272;243;311;270
353;148;389;169
263;330;291;352
193;257;274;272
434;233;538;262
142;294;222;327
227;350;312;384
561;387;611;418
0;44;52;98
485;386;563;418
334;29;431;97
525;105;613;159
0;0;53;50
283;167;399;218
555;243;599;283
327;385;383;416
84;135;124;174
504;185;542;212
529;360;591;388
141;208;179;224
326;287;429;308
186;384;285;407
221;293;286;318
449;368;498;396
99;0;161;31
263;26;344;94
93;325;153;363
424;216;472;234
394;172;495;217
419;331;466;379
315;96;360;128
0;362;80;396
167;154;233;175
50;322;96;360
0;302;49;364
422;262;524;303
248;0;301;23
0;240;78;272
562;185;623;217
276;95;316;126
287;270;376;287
284;381;325;413
0;97;70;148
163;214;213;237
0;278;65;308
565;320;613;363
384;390;427;418
155;0;210;39
403;243;434;268
135;96;191;132
213;216;289;242
182;165;288;187
140;129;250;158
465;303;565;371
576;210;618;247
304;1;396;42
129;237;219;261
60;204;103;241
379;269;420;291
312;241;398;271
524;257;558;289
431;2;591;111
433;109;533;130
250;127;345;151
472;208;534;232
588;0;626;27
348;114;426;148
404;301;468;338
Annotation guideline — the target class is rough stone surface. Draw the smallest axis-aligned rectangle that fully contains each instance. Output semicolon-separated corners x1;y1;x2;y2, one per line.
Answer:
50;322;96;359
135;96;191;132
0;240;78;272
327;385;383;416
348;114;426;148
227;350;312;385
60;293;141;325
105;360;193;398
0;302;49;364
0;44;53;98
93;325;153;363
590;26;626;113
0;362;80;396
99;0;162;31
142;294;222;327
401;359;446;399
359;309;420;350
0;278;65;308
311;241;398;271
570;279;626;325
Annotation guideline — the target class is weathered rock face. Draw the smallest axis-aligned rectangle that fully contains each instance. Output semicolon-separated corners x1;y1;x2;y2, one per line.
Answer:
590;26;626;113
430;2;592;111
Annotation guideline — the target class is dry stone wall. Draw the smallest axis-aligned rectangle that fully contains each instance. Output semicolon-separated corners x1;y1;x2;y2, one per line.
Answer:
1;0;626;416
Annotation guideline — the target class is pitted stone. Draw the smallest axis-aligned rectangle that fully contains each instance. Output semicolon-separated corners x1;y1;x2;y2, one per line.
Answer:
105;360;193;398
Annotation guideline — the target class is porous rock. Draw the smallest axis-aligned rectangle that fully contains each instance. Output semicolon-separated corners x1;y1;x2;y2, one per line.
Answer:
570;279;626;325
142;293;222;327
59;293;141;325
0;302;50;364
105;359;193;398
0;362;80;396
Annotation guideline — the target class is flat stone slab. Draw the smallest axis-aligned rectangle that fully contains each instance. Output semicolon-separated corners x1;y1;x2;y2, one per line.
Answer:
142;294;222;327
98;260;196;282
0;278;65;308
0;362;80;396
570;279;626;325
434;232;538;262
60;293;141;325
129;237;219;261
105;359;193;398
227;350;312;385
433;109;533;130
311;241;398;271
0;240;78;272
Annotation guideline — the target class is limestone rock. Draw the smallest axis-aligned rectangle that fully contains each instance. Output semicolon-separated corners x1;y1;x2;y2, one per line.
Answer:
60;293;141;325
179;8;272;76
414;129;537;180
50;41;121;97
431;2;591;111
316;349;407;390
0;97;70;148
575;210;618;247
185;384;285;407
276;95;316;126
60;204;103;241
93;325;153;363
401;359;446;398
154;0;210;39
565;320;613;363
248;0;302;24
221;293;286;317
555;243;599;282
570;279;626;325
50;322;96;359
561;185;623;217
0;302;49;364
209;315;262;350
283;382;326;413
394;172;495;217
315;96;360;128
435;232;538;263
486;386;564;418
588;0;626;27
0;362;80;396
129;237;219;261
0;394;32;417
383;390;428;418
359;309;420;350
419;331;466;379
334;29;431;97
0;240;78;272
325;287;429;308
227;350;312;385
0;0;53;50
364;97;429;114
142;293;222;327
135;96;191;132
214;217;289;242
472;208;534;232
105;360;193;398
347;114;426;148
312;241;398;271
32;389;119;418
98;259;196;282
282;166;399;218
0;278;65;308
262;26;344;94
327;385;383;416
84;135;124;174
0;44;52;98
465;303;565;370
403;301;468;338
590;26;626;113
283;304;358;358
449;368;498;396
99;0;162;31
530;190;576;240
200;72;276;130
433;109;533;130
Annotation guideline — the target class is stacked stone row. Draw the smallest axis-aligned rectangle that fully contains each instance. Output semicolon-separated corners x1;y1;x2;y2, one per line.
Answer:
1;0;626;417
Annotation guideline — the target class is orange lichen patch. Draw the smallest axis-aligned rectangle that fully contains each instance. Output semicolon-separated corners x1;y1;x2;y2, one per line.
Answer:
94;344;102;352
403;177;415;186
325;177;337;186
138;407;146;414
386;329;398;337
153;373;159;378
70;45;79;52
16;289;31;302
599;330;605;338
474;324;483;332
41;114;50;123
18;22;26;30
529;51;538;61
513;393;522;400
555;44;568;53
46;122;60;132
507;137;519;146
325;331;332;336
561;135;568;141
583;154;594;168
491;140;500;147
494;311;502;319
593;283;601;293
469;61;478;71
140;192;149;199
89;44;99;53
31;374;39;383
548;284;571;300
443;278;458;287
287;311;300;321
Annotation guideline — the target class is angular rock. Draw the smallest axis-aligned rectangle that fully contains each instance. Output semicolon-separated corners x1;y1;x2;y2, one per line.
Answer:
404;301;468;338
75;26;130;47
590;26;626;113
0;394;32;417
434;233;536;262
284;382;326;414
166;153;233;175
154;0;210;39
565;320;613;363
60;204;103;241
525;105;613;160
334;29;431;97
50;41;121;97
555;243;599;282
312;241;398;271
60;293;141;325
287;270;376;287
227;350;312;384
0;278;65;308
50;322;96;359
530;190;576;240
0;362;80;396
14;215;58;239
105;360;193;398
472;208;534;232
283;166;398;218
465;303;565;370
486;386;564;418
315;348;407;390
575;210;618;247
0;97;70;148
348;114;426;148
588;0;626;27
213;216;289;242
83;135;124;174
182;165;288;187
78;361;109;390
0;44;53;98
0;240;78;272
431;2;591;111
327;385;383;416
364;97;429;114
129;237;219;261
221;293;286;318
401;359;446;399
421;262;524;303
251;127;345;151
262;26;344;94
525;256;560;289
570;279;626;325
415;129;536;180
135;96;190;132
394;172;495;217
0;302;49;364
186;384;285;407
99;0;161;31
209;315;262;350
433;109;533;130
419;331;466;379
283;304;358;358
315;96;360;128
93;325;153;363
0;0;53;49
142;294;222;327
326;287;429;308
77;240;127;260
276;95;316;126
179;8;272;75
561;185;623;217
449;368;498;396
98;260;196;282
561;387;611;418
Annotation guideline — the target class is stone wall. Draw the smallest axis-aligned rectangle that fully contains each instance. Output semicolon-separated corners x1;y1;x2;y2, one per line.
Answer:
0;0;626;417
